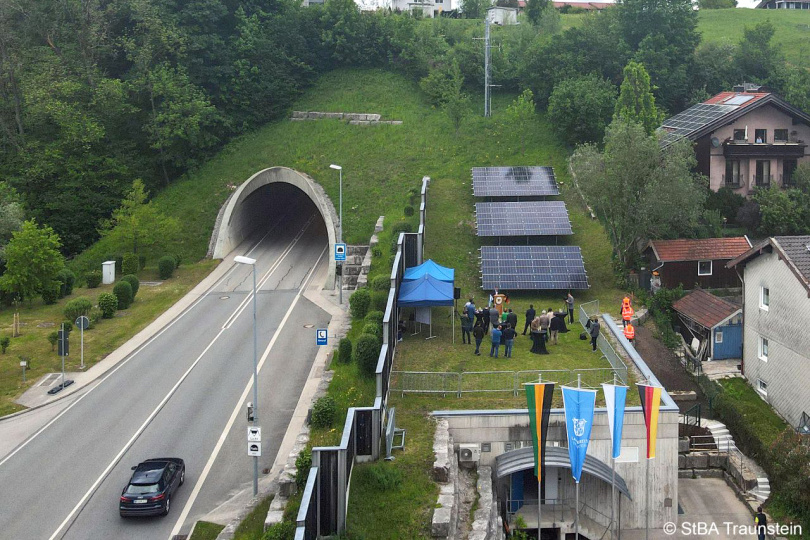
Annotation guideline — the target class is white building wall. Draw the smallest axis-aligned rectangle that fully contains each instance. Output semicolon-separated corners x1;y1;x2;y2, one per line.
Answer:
741;250;810;428
438;407;679;531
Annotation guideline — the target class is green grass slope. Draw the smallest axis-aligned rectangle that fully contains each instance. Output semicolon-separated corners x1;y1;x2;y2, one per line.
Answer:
697;8;810;68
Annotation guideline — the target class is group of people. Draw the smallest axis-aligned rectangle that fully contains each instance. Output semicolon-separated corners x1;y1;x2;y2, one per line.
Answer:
459;293;578;358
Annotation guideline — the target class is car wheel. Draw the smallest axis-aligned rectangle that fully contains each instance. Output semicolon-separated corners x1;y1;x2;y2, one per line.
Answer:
179;468;185;486
162;497;170;516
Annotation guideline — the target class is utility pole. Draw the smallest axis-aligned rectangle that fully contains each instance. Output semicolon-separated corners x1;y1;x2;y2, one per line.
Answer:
474;17;496;117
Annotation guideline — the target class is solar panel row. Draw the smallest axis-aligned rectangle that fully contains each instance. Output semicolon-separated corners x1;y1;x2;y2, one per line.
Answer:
480;246;589;290
472;166;558;197
475;201;573;236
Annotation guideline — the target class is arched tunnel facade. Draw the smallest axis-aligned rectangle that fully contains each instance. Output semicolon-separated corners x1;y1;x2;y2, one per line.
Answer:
209;167;339;289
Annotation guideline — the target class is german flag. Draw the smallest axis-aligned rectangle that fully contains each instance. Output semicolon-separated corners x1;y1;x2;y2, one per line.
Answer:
525;382;555;481
637;384;662;459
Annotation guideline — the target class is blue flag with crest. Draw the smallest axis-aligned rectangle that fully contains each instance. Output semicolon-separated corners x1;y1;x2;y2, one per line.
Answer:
562;386;597;483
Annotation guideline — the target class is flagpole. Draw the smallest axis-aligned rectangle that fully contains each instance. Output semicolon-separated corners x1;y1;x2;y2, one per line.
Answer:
645;456;650;540
575;374;581;540
611;373;617;540
538;373;542;539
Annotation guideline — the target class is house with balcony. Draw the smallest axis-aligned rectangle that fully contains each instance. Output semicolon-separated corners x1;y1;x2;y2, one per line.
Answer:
756;0;810;8
659;84;810;196
727;236;810;433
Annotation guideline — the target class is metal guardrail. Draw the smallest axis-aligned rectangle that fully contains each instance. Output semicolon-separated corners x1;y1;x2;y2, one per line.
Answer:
689;435;749;491
577;300;629;385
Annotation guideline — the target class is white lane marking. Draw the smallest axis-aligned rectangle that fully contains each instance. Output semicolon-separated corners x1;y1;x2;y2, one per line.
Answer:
222;214;316;329
168;245;328;539
48;325;228;540
0;215;312;468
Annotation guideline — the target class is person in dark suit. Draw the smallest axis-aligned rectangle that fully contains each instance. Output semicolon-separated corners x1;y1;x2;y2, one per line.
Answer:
482;306;491;334
523;305;536;335
506;309;518;329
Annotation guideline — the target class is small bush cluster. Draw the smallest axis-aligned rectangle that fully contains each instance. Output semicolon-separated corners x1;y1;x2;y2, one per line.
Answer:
85;271;102;288
295;448;312;490
56;269;76;297
364;311;384;326
310;396;337;429
41;282;60;305
121;274;140;297
158;255;176;279
362;322;382;342
113;280;133;309
338;338;353;364
371;275;390;291
371;290;388;312
122;253;139;276
98;292;118;318
403;205;414;217
355;334;381;376
0;336;9;353
349;288;371;319
64;297;93;321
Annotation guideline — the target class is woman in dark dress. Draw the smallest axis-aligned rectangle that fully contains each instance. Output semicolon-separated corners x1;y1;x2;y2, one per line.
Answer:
530;317;548;354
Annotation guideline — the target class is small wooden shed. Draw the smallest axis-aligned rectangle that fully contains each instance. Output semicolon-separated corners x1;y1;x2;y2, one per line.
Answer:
673;289;742;361
644;237;751;290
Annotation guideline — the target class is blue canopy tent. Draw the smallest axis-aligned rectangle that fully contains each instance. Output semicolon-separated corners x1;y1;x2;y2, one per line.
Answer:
398;273;456;341
403;259;455;283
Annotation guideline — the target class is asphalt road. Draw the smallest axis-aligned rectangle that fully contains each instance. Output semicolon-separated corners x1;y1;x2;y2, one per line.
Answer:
0;202;330;540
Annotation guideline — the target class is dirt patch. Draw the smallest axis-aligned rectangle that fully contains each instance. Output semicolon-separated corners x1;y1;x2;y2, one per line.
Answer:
456;467;478;540
634;323;711;416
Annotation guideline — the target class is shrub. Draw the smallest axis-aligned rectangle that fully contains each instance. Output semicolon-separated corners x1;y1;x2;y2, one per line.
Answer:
362;322;382;342
88;307;103;327
403;205;414;217
113;280;133;309
0;336;9;353
391;221;413;235
121;274;140;298
372;247;382;258
408;187;419;205
310;396;337;429
85;270;102;288
138;254;146;270
295;448;312;490
371;290;388;312
122;253;139;276
349;288;371;319
173;253;181;268
365;311;384;326
262;522;295;540
114;255;123;275
64;297;93;321
158;256;176;279
48;331;59;351
61;320;73;334
371;275;390;291
98;292;118;318
56;268;76;297
355;334;381;376
338;337;353;364
366;462;403;491
41;282;60;305
706;187;745;224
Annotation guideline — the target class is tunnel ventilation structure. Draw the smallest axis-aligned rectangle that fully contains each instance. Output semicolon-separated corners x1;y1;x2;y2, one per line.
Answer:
209;167;338;289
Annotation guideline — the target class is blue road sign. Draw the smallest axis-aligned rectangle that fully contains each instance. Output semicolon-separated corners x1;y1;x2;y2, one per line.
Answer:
335;243;347;262
316;329;328;346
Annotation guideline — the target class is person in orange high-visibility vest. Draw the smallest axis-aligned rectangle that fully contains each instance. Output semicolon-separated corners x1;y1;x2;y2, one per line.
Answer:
621;301;634;328
624;322;635;344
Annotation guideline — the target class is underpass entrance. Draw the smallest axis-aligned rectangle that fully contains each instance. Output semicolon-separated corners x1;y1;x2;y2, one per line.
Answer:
209;167;339;289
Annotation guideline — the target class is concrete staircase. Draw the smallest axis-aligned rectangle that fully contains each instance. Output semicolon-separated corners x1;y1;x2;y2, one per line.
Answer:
703;419;771;504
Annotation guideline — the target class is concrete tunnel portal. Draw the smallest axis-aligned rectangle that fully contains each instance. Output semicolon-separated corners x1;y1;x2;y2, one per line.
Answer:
209;167;339;289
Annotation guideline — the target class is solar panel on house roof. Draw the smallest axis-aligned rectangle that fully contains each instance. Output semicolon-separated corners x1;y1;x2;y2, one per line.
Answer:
475;201;573;237
724;95;755;106
660;103;737;146
472;166;558;197
480;246;589;290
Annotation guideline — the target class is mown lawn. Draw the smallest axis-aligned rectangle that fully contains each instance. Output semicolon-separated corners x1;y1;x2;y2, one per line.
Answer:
0;261;217;417
189;521;225;540
717;377;787;446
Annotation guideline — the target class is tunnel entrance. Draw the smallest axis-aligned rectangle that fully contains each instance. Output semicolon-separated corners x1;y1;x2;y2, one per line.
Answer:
209;167;338;289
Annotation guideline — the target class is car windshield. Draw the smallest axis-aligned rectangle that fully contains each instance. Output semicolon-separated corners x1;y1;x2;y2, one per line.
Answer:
125;483;159;495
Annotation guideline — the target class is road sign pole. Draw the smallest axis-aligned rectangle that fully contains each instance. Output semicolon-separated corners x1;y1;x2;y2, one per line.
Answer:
339;166;343;305
251;262;259;497
60;323;65;389
80;324;84;370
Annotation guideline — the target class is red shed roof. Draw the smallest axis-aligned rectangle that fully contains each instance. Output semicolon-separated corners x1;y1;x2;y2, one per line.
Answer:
647;237;751;263
673;289;741;330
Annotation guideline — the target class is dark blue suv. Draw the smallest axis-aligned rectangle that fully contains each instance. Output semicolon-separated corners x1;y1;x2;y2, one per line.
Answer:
119;458;185;517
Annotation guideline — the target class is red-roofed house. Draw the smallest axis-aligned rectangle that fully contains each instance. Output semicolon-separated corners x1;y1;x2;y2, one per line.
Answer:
673;289;742;361
644;236;752;290
659;83;810;196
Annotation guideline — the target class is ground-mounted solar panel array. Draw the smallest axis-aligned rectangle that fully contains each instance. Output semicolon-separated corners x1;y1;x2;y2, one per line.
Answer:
480;246;589;290
475;201;573;237
471;166;558;197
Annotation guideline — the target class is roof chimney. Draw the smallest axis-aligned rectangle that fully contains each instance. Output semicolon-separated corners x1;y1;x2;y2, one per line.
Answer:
733;82;764;93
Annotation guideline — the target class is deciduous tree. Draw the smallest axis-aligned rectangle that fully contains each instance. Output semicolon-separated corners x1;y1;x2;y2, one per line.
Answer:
505;89;536;155
1;220;64;302
548;74;617;146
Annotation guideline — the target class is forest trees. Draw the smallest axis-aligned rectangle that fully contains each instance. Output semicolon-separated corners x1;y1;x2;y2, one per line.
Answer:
548;74;617;146
570;119;708;268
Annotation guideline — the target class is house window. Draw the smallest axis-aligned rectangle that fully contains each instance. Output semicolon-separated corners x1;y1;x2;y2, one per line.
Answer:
725;160;741;187
760;287;769;310
774;129;788;142
733;129;747;141
757;379;768;396
755;160;771;187
715;331;723;344
759;337;769;361
698;260;712;276
784;159;797;187
754;129;767;143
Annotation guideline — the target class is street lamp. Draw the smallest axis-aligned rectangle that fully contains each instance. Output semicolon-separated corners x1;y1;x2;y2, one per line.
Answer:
330;164;343;304
234;254;259;497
